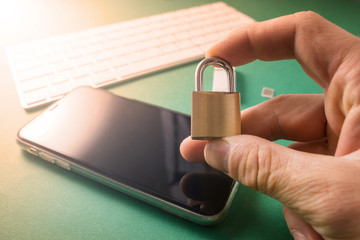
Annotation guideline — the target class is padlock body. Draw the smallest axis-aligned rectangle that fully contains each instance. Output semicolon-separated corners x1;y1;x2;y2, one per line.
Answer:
191;91;241;139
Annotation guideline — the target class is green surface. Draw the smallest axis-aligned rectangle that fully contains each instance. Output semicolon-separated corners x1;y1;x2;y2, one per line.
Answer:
1;0;360;239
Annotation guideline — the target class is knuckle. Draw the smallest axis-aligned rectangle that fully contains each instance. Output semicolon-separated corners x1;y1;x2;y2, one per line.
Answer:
265;94;289;139
294;11;321;23
228;137;282;195
265;94;291;110
293;11;325;42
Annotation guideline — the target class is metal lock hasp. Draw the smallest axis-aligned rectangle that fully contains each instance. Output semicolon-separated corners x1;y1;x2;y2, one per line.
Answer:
191;57;241;140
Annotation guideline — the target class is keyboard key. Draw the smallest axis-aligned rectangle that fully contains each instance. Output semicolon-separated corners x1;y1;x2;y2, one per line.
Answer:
17;66;52;82
66;49;83;59
142;48;161;59
47;83;71;98
71;57;93;67
109;58;128;68
50;73;70;84
23;89;47;105
176;39;195;50
93;52;112;62
70;76;91;89
90;63;110;73
46;54;65;64
20;77;48;93
69;67;90;79
159;43;179;54
53;62;74;72
91;71;118;86
15;59;43;71
84;45;102;55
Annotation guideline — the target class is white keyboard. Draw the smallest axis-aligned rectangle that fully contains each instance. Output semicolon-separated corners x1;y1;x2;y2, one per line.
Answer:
6;2;255;109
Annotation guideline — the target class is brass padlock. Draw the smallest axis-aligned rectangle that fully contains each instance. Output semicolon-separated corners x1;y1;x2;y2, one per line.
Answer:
191;57;241;140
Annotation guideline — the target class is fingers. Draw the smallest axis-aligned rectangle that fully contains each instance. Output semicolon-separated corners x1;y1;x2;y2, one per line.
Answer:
283;206;324;240
181;94;327;163
207;11;357;88
242;94;326;141
324;41;360;137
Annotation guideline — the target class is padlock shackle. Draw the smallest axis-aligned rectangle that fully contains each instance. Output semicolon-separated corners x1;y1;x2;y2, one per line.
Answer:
195;57;235;92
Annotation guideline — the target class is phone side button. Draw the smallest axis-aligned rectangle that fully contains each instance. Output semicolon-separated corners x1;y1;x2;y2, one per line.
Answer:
27;148;39;156
55;159;71;170
39;152;55;164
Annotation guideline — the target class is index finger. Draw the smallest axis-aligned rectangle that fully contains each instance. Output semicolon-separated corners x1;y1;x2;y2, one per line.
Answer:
206;11;356;88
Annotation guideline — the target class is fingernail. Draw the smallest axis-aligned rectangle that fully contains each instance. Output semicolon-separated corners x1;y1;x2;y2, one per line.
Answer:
205;140;230;172
291;231;306;240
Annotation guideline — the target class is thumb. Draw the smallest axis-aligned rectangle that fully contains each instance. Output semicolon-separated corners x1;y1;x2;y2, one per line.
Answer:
204;135;331;204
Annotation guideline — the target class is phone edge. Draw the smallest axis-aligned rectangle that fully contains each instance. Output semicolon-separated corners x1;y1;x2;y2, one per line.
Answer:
16;137;239;225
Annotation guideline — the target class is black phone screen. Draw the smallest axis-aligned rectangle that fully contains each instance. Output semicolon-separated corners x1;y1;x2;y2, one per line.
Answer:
19;87;235;216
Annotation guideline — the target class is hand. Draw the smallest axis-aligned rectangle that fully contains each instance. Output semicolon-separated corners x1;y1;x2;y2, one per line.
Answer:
181;12;360;240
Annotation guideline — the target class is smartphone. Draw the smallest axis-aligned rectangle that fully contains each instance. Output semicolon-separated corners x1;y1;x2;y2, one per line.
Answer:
17;87;238;225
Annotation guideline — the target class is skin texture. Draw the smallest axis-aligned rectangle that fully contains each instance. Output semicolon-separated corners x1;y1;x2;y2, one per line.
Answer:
180;12;360;240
